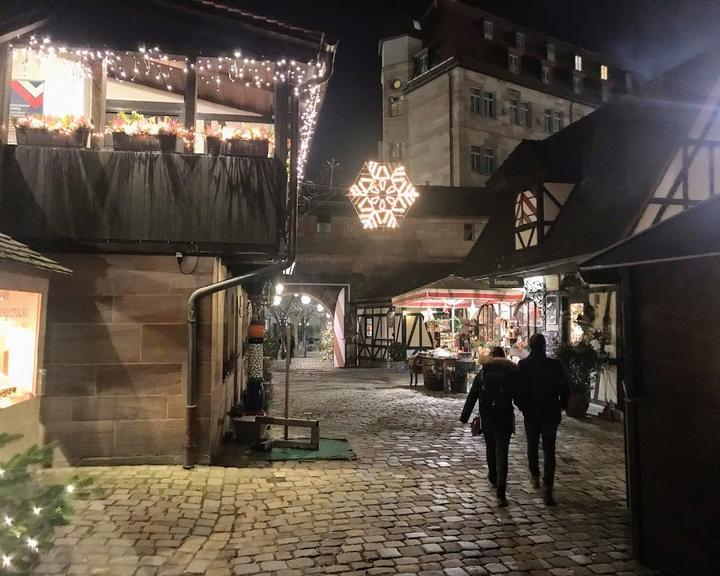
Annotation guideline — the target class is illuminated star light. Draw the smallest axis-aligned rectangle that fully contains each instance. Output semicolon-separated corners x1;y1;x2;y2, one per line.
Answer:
348;161;419;229
1;554;12;568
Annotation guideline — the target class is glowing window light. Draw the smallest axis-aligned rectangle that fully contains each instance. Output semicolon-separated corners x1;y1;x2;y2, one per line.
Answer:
348;161;419;229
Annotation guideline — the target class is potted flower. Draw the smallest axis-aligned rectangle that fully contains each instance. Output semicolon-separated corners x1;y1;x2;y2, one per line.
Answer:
15;114;93;147
221;124;270;157
109;112;183;152
554;318;607;418
205;128;223;156
388;342;407;371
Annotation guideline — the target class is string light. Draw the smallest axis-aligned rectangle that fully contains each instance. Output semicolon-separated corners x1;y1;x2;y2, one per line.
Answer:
66;484;75;494
26;538;38;552
1;554;12;568
0;467;4;477
3;515;13;527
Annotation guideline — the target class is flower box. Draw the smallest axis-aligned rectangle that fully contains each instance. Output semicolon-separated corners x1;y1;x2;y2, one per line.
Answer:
206;135;222;156
111;132;160;151
16;126;90;148
223;139;269;158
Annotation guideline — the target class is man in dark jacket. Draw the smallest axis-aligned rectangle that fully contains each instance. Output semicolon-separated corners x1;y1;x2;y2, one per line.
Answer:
460;347;517;507
516;333;569;505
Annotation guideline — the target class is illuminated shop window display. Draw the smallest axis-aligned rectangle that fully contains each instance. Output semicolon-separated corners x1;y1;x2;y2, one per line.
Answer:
0;290;42;409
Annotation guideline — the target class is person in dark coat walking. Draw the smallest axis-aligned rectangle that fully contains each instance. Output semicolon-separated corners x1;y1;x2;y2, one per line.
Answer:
516;333;570;505
460;347;517;507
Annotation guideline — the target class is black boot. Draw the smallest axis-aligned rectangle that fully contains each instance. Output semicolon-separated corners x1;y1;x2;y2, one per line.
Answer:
497;489;508;508
544;486;556;506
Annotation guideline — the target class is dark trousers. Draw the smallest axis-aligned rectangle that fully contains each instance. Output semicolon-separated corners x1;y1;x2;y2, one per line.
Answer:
524;418;558;488
483;427;511;496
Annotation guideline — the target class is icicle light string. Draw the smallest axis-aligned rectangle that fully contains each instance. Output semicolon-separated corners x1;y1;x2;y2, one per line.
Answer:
15;36;321;91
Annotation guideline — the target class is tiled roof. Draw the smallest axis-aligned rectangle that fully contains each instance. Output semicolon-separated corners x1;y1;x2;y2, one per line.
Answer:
0;233;71;275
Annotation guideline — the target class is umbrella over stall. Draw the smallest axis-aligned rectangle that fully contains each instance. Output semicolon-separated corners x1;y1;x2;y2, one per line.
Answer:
391;274;525;337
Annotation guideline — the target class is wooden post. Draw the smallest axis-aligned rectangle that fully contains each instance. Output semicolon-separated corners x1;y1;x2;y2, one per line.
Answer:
284;324;291;440
184;56;198;151
0;43;13;145
274;83;289;164
90;60;107;149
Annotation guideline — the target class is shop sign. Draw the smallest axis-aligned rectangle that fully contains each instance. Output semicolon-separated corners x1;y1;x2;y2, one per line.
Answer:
10;80;44;118
488;277;524;289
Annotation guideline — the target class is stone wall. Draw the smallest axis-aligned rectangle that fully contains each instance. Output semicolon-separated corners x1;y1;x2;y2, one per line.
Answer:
40;254;219;465
395;66;597;186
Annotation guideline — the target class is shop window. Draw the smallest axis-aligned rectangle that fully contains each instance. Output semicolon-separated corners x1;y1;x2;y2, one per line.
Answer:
0;289;41;409
316;213;332;233
569;303;585;344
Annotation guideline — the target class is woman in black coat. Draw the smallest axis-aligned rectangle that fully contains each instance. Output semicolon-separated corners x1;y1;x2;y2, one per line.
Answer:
460;347;518;507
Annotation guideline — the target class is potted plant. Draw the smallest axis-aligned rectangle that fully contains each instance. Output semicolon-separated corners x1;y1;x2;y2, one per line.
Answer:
205;128;223;156
220;125;270;157
109;111;184;152
15;114;93;147
388;342;407;371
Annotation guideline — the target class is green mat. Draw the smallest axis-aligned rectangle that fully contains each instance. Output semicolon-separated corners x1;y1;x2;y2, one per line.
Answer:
253;438;355;461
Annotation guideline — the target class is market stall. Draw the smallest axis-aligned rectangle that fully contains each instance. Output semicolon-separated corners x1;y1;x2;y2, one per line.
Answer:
392;275;525;391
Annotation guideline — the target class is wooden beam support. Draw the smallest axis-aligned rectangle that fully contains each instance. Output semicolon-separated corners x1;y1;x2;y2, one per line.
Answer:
274;83;290;165
0;43;12;145
184;56;198;133
90;60;107;149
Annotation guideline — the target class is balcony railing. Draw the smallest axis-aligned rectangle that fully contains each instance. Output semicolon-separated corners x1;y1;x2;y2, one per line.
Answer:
0;145;287;257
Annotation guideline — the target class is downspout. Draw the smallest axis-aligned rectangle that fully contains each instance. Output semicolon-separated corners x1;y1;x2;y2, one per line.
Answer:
183;41;336;469
448;71;454;186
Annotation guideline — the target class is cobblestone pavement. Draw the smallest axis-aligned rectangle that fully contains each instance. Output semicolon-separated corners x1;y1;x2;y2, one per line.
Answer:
34;368;662;576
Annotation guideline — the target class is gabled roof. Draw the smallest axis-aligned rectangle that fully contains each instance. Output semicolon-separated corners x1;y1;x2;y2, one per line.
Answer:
580;193;720;284
459;44;720;279
0;232;71;275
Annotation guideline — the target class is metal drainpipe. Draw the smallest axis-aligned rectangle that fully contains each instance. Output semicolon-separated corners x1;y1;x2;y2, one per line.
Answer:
183;41;337;469
448;71;454;186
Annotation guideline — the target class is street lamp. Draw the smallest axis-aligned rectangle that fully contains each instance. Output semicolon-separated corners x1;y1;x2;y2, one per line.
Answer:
301;294;311;305
316;303;324;312
274;283;284;296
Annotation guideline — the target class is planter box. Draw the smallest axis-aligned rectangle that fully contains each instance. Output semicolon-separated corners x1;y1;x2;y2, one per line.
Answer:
224;139;269;157
112;132;161;151
206;136;222;156
16;127;90;148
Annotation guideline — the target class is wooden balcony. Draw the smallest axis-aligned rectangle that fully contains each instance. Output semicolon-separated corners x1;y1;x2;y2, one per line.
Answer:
0;144;287;258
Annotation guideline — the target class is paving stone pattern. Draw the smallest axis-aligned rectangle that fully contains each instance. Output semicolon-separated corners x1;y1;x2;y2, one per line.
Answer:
34;369;663;575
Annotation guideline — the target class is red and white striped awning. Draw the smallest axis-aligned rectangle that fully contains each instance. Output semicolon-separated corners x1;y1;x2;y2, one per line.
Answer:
391;275;525;309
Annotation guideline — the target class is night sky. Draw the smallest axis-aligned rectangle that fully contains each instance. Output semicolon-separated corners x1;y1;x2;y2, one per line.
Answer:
240;0;720;183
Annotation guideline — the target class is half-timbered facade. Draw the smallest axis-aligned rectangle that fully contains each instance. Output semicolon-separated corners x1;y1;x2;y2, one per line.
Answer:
459;45;720;408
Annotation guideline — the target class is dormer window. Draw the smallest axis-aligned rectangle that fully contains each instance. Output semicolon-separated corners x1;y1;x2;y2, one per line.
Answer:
516;31;525;50
574;54;583;72
601;64;609;81
509;53;520;74
547;43;556;63
484;20;494;40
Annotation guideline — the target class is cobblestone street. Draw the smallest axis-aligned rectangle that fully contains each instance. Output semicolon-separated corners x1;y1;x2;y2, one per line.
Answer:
35;368;661;576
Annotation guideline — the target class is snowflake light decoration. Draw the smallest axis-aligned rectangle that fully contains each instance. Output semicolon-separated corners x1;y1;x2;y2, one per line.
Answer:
348;161;419;229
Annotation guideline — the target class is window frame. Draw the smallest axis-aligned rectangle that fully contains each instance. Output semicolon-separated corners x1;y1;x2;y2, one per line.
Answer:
389;141;403;161
389;95;404;117
541;65;551;84
574;54;583;72
483;20;494;40
483;147;496;175
573;75;583;94
482;91;495;118
547;43;556;63
470;88;482;115
470;145;483;174
519;101;531;128
544;109;553;134
600;64;609;81
508;53;520;74
516;31;525;50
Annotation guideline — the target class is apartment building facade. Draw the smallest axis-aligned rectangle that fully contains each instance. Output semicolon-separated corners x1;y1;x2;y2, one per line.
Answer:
380;0;633;186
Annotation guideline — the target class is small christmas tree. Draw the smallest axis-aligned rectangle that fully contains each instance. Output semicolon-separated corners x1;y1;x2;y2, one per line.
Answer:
0;434;89;575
